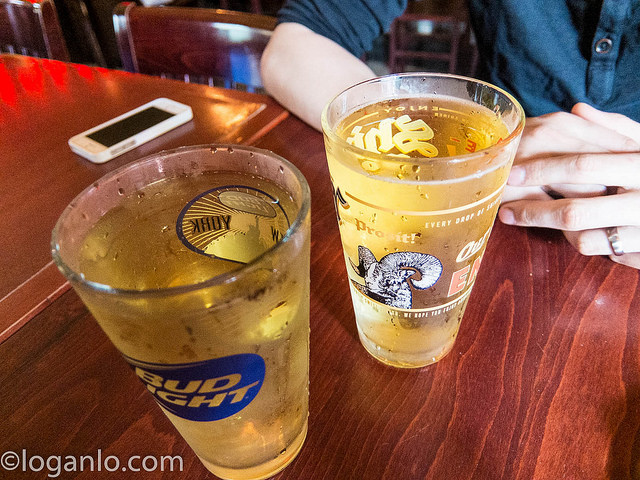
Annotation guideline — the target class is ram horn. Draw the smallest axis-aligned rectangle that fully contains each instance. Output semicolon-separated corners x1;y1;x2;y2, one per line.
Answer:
378;251;443;289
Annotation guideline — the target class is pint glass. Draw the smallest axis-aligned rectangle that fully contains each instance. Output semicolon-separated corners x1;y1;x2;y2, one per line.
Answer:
322;73;525;368
52;145;311;479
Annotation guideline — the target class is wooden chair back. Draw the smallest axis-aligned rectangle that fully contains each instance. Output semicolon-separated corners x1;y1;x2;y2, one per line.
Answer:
0;0;69;60
389;13;465;74
113;2;276;92
388;0;478;76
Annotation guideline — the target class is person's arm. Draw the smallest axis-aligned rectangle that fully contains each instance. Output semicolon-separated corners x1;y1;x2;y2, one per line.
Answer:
499;103;640;269
261;22;376;131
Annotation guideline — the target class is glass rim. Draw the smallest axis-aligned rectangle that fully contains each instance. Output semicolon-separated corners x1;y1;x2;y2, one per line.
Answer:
51;144;311;298
320;72;526;165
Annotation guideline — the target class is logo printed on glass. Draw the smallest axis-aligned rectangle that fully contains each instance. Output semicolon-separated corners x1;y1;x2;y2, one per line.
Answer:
125;354;266;421
350;246;443;309
177;185;291;263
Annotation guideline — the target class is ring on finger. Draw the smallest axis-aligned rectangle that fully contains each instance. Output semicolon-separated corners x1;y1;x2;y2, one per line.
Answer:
606;226;625;256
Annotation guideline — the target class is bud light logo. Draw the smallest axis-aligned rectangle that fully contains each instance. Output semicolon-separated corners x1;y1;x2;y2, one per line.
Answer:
124;354;265;422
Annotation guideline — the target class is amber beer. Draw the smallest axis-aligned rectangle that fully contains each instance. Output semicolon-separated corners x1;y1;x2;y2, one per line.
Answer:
322;74;525;368
51;146;311;480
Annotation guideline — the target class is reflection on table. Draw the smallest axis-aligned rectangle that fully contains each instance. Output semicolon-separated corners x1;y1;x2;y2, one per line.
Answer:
0;53;287;340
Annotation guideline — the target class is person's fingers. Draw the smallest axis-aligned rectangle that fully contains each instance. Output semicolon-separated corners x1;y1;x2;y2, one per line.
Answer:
563;226;640;255
542;183;607;198
501;185;550;203
501;183;606;204
516;111;640;160
507;152;640;188
571;103;640;143
499;191;640;231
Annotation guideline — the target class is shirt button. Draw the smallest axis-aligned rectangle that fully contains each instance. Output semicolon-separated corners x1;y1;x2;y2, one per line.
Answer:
595;38;613;54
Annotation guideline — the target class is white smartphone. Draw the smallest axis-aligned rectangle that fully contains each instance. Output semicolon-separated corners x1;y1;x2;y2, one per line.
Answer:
68;98;193;163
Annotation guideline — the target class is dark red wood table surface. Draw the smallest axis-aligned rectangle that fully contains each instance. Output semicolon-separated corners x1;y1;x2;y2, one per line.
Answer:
0;53;287;340
1;54;639;480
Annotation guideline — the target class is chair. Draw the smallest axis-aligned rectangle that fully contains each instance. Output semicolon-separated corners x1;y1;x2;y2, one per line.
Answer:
53;0;107;66
389;13;463;74
217;0;261;14
0;0;70;60
388;0;478;76
113;2;276;92
215;0;284;16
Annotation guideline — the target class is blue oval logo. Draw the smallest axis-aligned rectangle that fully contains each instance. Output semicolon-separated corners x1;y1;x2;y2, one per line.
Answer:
124;354;265;421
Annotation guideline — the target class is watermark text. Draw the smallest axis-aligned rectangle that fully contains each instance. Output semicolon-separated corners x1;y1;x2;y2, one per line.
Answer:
1;449;183;477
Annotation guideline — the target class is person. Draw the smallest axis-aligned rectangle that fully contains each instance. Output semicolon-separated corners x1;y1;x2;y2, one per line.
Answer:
260;0;640;269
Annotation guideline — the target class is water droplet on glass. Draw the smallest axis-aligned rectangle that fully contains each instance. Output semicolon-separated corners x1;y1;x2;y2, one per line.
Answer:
360;159;380;173
117;188;125;196
278;166;284;174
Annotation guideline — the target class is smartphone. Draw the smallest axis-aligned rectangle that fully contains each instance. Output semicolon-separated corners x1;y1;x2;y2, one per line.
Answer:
68;98;193;163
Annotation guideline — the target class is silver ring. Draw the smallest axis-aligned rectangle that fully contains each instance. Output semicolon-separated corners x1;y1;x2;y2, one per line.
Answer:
606;227;625;256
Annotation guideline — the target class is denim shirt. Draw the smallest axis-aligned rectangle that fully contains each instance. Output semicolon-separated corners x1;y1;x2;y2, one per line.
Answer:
278;0;640;120
468;0;640;118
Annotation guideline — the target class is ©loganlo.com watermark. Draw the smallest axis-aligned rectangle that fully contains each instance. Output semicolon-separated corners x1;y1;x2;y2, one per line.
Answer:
1;449;184;478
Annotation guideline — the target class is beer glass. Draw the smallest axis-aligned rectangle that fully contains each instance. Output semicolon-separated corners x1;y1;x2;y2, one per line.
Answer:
52;145;311;479
322;73;525;368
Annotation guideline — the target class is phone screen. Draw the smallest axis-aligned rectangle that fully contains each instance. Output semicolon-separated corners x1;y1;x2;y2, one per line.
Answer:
87;107;175;147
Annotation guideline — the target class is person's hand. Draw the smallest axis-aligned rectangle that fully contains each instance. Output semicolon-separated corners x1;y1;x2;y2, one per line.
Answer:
499;103;640;269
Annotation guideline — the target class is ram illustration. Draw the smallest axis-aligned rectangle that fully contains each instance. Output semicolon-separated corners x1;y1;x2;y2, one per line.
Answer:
350;246;443;309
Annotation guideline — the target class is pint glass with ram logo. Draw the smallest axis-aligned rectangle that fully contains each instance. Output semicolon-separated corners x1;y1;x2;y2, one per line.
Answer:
322;74;525;368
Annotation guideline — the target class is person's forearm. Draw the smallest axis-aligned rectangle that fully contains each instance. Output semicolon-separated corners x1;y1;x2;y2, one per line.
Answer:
261;22;376;131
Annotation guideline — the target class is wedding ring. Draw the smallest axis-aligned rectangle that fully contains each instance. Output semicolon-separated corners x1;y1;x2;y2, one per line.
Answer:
606;227;625;256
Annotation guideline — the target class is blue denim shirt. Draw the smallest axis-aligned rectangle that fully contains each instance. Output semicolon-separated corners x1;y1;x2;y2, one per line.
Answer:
278;0;640;120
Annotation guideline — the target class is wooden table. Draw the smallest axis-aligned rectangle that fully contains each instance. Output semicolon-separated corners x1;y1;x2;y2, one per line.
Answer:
0;53;287;340
1;54;639;480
